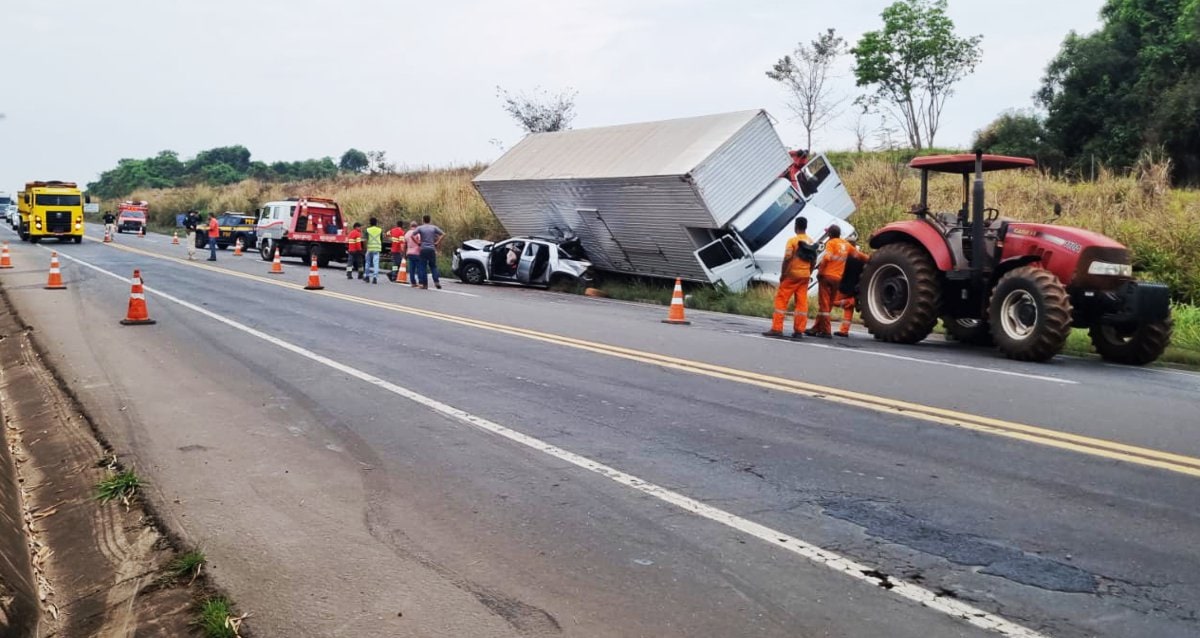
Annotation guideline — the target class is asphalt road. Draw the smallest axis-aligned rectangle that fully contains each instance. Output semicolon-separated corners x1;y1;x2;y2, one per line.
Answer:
2;225;1198;637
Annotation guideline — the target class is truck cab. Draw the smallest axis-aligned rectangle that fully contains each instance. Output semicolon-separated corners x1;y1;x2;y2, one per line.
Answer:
17;181;87;243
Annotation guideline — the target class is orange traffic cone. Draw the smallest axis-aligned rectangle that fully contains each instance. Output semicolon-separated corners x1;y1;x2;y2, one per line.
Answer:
233;238;244;256
171;231;180;245
44;252;66;290
103;227;113;243
268;247;284;274
0;243;12;269
304;255;324;290
661;277;690;325
120;269;156;325
394;254;408;284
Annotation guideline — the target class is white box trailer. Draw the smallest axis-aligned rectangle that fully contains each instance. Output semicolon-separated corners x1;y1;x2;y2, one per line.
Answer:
473;110;855;291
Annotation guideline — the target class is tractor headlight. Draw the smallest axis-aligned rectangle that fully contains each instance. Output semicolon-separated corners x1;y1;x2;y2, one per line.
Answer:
1087;260;1133;277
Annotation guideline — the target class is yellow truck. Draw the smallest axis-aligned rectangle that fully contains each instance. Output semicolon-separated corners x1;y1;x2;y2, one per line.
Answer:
17;181;87;243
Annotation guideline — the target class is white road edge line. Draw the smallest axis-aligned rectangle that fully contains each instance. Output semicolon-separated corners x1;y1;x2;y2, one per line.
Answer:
741;332;1078;385
51;250;1046;638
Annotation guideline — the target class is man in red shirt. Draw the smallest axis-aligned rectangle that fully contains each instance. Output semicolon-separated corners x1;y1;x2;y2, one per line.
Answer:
387;219;406;280
206;213;220;261
345;222;364;279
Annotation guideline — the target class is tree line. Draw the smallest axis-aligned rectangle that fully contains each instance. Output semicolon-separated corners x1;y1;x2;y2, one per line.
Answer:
87;146;396;199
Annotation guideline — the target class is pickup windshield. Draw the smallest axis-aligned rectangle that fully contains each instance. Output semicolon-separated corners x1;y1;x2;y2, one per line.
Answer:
738;189;805;253
36;194;82;207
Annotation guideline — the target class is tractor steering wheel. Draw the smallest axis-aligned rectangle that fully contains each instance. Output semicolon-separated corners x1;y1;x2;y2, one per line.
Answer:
983;207;1001;221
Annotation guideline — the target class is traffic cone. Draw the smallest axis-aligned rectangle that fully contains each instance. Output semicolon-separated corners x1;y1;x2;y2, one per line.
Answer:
103;227;113;243
268;247;284;274
233;238;244;256
661;277;690;325
119;269;156;325
0;243;12;269
44;252;66;290
171;231;180;245
304;255;324;290
394;255;408;284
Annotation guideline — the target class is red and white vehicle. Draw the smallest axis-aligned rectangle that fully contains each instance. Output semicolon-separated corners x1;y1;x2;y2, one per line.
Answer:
254;197;348;267
116;201;149;233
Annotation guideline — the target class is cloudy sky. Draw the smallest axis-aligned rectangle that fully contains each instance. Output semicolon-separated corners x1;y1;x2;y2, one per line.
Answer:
1;0;1104;189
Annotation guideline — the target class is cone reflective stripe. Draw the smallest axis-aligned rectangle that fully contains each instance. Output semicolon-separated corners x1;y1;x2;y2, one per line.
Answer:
394;253;408;284
120;269;156;325
268;247;284;274
233;238;244;256
171;231;180;245
0;243;12;269
304;255;324;290
44;252;66;289
661;277;690;325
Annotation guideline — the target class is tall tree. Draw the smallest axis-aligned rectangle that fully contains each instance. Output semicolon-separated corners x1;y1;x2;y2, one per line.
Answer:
497;86;577;134
766;29;846;150
851;0;982;149
339;148;369;173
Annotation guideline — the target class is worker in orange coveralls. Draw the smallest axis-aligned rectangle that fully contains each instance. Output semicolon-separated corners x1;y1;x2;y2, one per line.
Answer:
763;216;815;339
809;224;868;338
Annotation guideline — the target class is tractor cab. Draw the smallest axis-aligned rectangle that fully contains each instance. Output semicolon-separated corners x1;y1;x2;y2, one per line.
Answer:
908;154;1036;278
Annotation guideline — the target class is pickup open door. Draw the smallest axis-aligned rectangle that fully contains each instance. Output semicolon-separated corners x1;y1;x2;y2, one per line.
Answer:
795;154;856;220
693;234;758;292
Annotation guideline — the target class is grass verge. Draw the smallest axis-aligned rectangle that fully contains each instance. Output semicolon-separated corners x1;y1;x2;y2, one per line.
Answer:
169;549;207;583
95;469;143;506
196;596;241;638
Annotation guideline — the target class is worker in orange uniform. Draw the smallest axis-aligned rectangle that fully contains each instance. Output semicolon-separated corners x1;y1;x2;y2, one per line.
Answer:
345;222;364;279
763;216;816;339
808;224;869;338
387;219;406;281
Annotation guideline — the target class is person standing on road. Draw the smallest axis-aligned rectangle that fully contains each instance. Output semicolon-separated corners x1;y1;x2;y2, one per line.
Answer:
763;216;815;339
809;224;868;338
364;217;384;284
102;210;116;239
184;210;200;260
206;213;220;261
415;215;444;290
404;221;422;288
387;219;406;280
345;222;364;279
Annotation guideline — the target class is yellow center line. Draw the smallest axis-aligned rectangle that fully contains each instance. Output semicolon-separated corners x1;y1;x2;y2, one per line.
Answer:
87;234;1200;478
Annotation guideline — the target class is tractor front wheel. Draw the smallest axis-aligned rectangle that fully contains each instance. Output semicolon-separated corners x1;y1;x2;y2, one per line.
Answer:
987;266;1072;362
1089;319;1172;365
860;243;941;344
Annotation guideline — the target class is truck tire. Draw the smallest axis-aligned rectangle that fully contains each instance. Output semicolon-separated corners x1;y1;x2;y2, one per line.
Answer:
260;239;274;261
987;266;1072;362
943;316;994;346
460;261;486;285
860;243;940;344
74;236;83;244
308;244;322;266
1089;319;1172;365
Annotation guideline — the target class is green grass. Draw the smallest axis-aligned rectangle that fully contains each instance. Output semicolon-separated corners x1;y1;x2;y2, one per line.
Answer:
95;470;143;505
169;550;206;582
195;597;238;638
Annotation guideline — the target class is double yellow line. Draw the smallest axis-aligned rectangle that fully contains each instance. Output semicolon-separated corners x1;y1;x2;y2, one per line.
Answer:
91;235;1200;479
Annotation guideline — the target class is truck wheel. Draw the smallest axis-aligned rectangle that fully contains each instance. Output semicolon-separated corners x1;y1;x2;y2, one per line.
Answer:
260;240;273;261
987;266;1072;362
308;244;322;266
1089;319;1172;365
460;262;486;285
29;236;40;244
74;236;83;244
943;316;994;346
861;243;940;344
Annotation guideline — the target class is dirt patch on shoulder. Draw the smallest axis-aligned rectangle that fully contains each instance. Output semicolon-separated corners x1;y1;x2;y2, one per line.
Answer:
0;297;217;636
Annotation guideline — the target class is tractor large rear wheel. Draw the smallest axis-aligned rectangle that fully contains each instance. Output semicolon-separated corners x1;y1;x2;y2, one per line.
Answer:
860;243;941;343
987;266;1072;362
1089;319;1172;365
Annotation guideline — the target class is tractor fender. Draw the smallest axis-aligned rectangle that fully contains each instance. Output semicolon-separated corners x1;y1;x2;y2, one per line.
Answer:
868;220;953;271
993;255;1042;281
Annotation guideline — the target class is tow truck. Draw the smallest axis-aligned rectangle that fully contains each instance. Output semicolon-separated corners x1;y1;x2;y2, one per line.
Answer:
254;197;348;266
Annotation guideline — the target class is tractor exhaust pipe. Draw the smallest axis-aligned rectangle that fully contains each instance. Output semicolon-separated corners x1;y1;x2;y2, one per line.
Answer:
971;150;985;284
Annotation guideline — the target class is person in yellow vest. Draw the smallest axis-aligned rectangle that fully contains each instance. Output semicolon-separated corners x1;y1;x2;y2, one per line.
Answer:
809;224;869;337
763;217;816;339
364;217;384;284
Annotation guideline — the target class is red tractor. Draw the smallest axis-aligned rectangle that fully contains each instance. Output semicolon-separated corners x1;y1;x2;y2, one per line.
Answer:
859;152;1172;364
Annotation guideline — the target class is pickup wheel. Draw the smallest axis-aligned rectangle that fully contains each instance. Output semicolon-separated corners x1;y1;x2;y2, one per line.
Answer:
1089;319;1172;365
460;261;486;284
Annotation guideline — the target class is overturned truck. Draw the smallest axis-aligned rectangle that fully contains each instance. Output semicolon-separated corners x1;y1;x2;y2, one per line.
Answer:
473;110;856;291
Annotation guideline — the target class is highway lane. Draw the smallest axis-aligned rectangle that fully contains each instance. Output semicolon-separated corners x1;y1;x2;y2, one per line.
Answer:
2;229;1199;637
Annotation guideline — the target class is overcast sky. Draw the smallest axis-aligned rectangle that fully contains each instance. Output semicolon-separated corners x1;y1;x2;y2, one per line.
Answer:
1;0;1104;189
